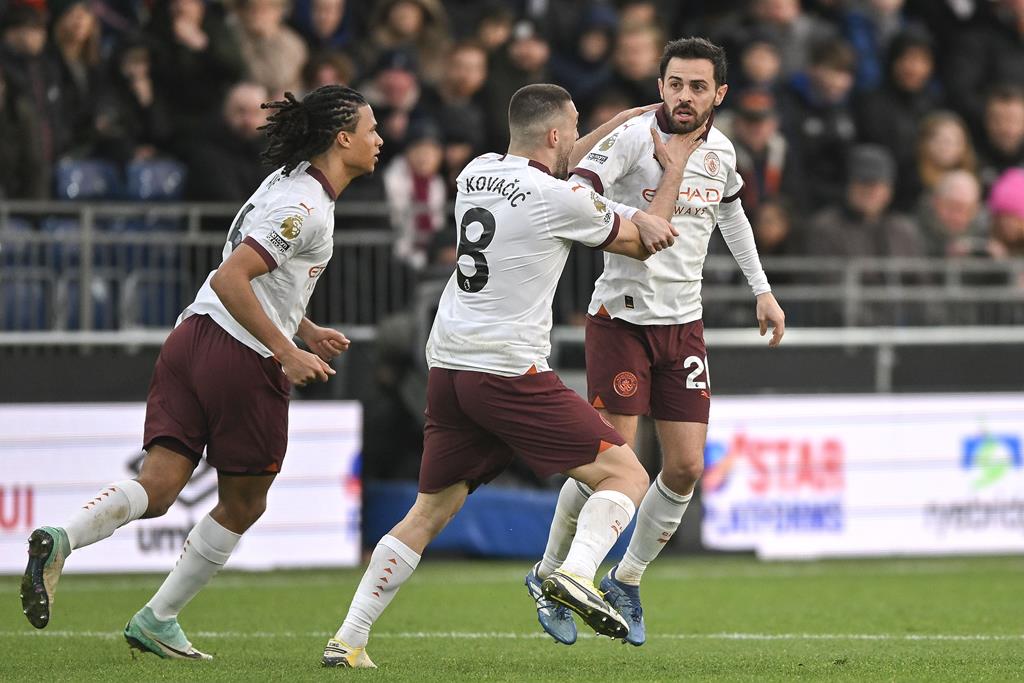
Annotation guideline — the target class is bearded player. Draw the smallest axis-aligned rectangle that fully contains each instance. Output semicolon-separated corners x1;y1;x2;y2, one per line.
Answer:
526;37;786;646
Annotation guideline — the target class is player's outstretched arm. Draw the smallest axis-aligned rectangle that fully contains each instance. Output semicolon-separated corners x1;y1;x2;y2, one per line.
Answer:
603;212;674;261
298;317;351;361
569;103;660;169
211;245;336;385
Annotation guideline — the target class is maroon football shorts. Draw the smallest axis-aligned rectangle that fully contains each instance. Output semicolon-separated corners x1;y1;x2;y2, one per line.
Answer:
143;314;291;474
585;312;710;423
419;367;626;493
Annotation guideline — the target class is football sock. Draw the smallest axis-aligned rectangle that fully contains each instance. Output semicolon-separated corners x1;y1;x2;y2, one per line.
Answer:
537;479;592;579
62;479;148;551
558;490;635;581
146;514;241;621
614;474;692;586
337;534;420;648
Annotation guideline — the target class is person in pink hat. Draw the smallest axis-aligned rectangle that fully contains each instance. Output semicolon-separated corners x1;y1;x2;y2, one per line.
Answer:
987;167;1024;259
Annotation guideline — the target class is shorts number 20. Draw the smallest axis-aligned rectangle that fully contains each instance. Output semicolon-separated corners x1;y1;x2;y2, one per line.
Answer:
457;207;496;292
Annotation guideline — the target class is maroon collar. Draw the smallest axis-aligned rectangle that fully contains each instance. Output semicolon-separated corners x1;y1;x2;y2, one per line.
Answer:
500;153;554;177
305;165;337;201
655;105;715;141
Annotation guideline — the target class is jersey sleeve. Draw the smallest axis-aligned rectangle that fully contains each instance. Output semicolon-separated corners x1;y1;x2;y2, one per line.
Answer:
545;181;620;248
722;161;744;204
569;123;642;195
242;203;324;271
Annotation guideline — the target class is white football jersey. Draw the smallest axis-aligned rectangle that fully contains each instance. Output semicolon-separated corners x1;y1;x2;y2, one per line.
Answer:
572;108;749;325
426;153;620;376
180;161;336;358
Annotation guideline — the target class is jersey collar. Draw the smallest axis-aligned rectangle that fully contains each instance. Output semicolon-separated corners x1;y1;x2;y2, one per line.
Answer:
305;165;338;201
500;153;554;177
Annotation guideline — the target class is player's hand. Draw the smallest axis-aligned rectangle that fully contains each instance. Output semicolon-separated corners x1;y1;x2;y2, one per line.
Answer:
756;292;786;347
650;126;705;171
278;347;336;386
633;210;678;253
299;323;351;361
610;102;661;128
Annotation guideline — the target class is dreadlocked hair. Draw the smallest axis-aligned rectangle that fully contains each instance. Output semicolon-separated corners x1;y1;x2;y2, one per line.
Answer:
260;85;367;176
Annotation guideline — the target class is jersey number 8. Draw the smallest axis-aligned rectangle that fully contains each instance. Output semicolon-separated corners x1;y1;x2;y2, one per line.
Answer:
457;207;496;293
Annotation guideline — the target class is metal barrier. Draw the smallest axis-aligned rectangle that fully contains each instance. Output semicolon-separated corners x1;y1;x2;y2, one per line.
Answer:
1;201;1023;336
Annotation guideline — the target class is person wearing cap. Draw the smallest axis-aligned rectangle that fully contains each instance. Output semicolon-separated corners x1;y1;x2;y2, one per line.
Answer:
806;143;924;260
384;118;446;270
357;48;427;165
730;88;802;214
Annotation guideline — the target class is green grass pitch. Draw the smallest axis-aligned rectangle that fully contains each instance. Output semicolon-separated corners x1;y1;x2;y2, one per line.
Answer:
2;556;1022;681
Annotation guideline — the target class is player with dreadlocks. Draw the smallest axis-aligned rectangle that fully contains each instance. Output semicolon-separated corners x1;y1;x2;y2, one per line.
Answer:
20;85;382;660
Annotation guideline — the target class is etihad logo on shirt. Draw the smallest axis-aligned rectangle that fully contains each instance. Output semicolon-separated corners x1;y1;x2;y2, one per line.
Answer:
280;214;304;239
642;186;722;204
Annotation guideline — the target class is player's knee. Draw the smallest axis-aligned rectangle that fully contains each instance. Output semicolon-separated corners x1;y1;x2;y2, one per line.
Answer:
661;456;703;493
137;479;178;518
216;496;267;531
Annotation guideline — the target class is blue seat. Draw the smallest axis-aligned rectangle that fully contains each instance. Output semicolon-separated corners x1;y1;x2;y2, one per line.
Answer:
59;271;119;330
54;158;122;200
40;217;83;270
122;271;185;327
0;269;53;330
0;217;35;267
125;159;187;201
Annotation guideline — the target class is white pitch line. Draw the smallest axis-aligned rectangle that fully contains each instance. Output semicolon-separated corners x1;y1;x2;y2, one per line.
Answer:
1;630;1022;642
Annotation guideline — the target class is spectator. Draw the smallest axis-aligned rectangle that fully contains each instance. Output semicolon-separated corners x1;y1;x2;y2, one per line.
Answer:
917;170;988;257
841;0;909;91
420;40;487;151
291;0;355;51
93;41;173;164
728;88;803;214
913;111;977;202
780;38;859;208
483;19;551;150
358;49;426;165
717;0;838;78
583;88;633;133
805;144;924;259
606;21;662;107
473;1;514;55
184;81;269;203
753;199;798;257
977;84;1024;191
987;168;1024;260
50;0;102;155
0;62;46;198
229;0;308;96
148;0;245;140
549;4;616;106
361;0;450;85
438;107;478;194
0;5;67;176
301;50;356;91
946;0;1024;125
729;31;784;101
385;120;446;271
856;26;942;210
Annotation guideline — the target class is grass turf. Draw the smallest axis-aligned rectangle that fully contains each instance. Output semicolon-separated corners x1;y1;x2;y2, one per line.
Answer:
2;556;1022;681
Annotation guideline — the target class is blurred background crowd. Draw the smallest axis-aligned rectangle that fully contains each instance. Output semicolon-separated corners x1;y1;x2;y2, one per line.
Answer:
1;0;1023;268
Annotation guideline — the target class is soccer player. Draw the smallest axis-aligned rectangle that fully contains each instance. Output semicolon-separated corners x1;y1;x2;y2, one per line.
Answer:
529;37;787;646
19;85;382;660
321;83;686;668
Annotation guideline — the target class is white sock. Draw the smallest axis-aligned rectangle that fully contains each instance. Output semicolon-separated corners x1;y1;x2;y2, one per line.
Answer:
146;514;241;621
62;479;148;550
537;479;592;578
558;490;635;581
614;474;692;586
337;534;420;648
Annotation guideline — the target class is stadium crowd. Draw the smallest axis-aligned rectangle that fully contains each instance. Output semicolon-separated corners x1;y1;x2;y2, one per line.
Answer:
1;0;1023;268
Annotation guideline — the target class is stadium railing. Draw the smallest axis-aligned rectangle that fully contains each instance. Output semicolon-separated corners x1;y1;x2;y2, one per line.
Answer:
2;200;1023;339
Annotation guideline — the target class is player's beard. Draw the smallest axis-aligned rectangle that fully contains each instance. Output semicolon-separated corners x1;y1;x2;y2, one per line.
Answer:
663;101;713;134
553;141;573;179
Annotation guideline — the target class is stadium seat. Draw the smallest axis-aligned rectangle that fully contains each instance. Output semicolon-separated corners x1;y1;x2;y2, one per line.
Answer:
57;271;119;330
125;159;187;201
40;217;83;270
54;158;122;200
121;271;185;327
0;217;35;267
0;268;53;330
